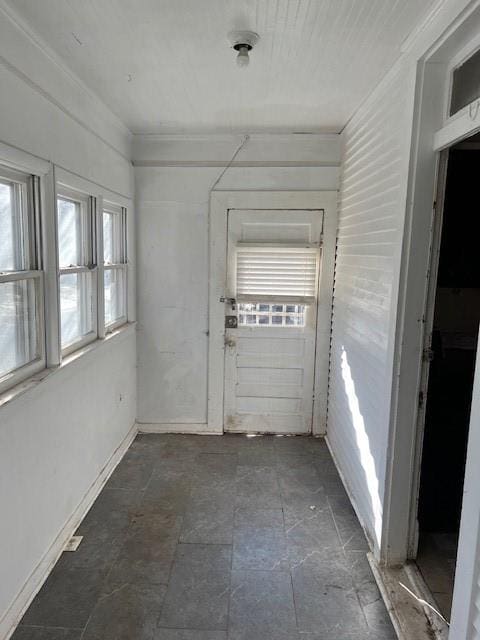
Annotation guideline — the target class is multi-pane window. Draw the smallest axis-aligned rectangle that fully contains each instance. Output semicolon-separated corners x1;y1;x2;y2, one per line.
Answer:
103;203;127;329
57;191;96;352
238;302;306;327
0;165;44;386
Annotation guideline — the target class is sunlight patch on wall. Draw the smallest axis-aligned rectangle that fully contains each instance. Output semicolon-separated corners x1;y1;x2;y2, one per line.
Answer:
341;346;383;546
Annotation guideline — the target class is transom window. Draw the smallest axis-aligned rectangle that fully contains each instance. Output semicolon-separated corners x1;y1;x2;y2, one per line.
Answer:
103;203;127;329
450;46;480;117
57;190;96;353
0;165;44;388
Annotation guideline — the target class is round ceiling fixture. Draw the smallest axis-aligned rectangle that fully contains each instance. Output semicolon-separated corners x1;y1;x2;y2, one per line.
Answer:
228;30;259;68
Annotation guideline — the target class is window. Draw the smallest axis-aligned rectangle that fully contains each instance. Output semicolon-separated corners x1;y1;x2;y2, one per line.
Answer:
238;302;306;327
236;244;319;303
57;190;96;353
0;165;44;388
235;244;318;328
450;47;480;116
103;203;127;329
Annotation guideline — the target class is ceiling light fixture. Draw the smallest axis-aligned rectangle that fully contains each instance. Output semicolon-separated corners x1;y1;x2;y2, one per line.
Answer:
228;30;259;68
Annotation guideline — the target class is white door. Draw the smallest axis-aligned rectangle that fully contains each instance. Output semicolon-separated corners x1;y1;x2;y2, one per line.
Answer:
449;337;480;640
222;209;323;434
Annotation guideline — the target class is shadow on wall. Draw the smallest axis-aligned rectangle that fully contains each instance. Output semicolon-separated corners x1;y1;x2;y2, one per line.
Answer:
339;345;383;548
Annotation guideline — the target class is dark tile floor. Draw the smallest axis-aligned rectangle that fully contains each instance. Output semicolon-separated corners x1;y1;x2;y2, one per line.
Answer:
12;434;396;640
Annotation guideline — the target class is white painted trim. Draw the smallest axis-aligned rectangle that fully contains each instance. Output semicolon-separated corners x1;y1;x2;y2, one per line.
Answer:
133;133;341;143
0;322;136;410
0;0;131;159
42;165;61;367
96;195;106;340
449;344;480;639
313;191;338;435
55;167;132;207
134;160;339;168
404;563;449;638
207;190;338;435
1;422;138;640
367;554;438;640
0;141;50;176
382;4;480;567
434;102;480;150
137;422;218;435
132;133;341;168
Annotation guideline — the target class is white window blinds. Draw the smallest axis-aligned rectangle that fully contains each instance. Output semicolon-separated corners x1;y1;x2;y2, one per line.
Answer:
236;244;319;304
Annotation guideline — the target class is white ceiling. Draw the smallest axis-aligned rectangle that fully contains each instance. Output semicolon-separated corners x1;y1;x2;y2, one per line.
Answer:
6;0;437;134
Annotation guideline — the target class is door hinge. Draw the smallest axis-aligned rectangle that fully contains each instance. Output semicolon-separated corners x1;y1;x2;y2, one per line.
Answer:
418;390;424;409
422;348;435;362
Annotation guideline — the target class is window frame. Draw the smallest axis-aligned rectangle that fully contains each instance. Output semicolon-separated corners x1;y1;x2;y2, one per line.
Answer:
0;148;133;397
102;201;128;332
56;186;98;356
0;164;46;393
440;33;480;135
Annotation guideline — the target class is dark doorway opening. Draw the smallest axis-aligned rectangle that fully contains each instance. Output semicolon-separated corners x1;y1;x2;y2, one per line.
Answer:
416;134;480;621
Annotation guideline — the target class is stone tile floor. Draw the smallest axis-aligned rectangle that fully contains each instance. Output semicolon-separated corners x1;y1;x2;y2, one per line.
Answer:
12;434;396;639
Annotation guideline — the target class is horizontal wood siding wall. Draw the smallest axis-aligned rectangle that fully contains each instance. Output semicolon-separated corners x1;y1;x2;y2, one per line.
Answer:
328;64;416;552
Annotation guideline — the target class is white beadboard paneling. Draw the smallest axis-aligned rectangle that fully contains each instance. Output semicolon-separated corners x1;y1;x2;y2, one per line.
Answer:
327;64;416;553
136;135;340;425
6;0;437;134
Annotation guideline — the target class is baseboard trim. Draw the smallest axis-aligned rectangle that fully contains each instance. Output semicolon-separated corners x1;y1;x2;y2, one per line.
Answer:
2;422;138;640
137;422;221;435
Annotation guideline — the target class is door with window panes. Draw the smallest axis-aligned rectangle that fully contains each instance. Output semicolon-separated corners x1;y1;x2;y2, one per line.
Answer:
223;209;322;434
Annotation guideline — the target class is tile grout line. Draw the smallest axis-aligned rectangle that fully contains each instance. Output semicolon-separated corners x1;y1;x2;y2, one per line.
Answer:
225;459;240;640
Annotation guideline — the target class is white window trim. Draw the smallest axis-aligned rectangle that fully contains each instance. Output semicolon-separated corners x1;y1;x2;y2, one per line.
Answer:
0;321;136;409
0;163;46;393
0;147;133;395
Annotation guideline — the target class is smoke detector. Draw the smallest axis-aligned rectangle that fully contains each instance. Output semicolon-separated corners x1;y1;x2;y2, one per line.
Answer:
228;30;259;68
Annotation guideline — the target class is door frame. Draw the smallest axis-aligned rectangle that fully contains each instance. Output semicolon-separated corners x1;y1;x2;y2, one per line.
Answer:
207;190;338;435
382;3;480;569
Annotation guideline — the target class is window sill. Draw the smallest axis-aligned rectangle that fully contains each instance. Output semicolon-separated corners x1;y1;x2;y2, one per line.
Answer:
0;321;136;411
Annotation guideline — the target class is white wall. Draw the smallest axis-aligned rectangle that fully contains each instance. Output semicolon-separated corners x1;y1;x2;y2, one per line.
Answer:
0;332;136;635
0;6;136;636
134;134;340;426
327;0;475;557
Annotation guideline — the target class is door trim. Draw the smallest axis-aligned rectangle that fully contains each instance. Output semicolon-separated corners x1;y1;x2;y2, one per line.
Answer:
382;8;480;568
207;190;338;434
